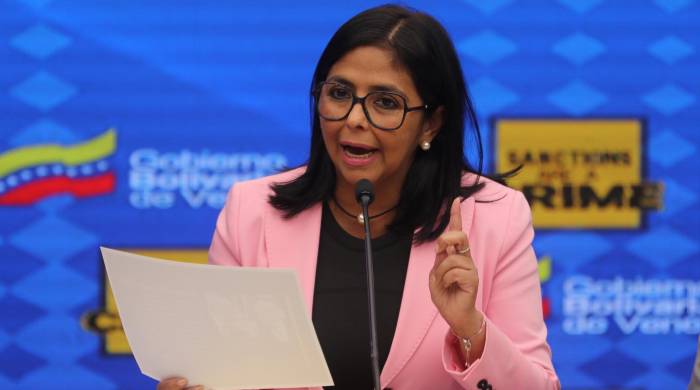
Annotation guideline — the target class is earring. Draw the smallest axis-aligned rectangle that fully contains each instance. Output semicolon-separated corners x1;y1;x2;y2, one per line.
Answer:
420;141;431;151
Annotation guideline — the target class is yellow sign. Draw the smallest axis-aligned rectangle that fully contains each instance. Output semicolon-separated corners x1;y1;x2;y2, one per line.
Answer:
495;119;663;228
82;249;208;354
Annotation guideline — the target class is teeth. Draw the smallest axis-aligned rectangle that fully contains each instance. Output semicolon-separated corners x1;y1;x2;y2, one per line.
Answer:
343;147;374;158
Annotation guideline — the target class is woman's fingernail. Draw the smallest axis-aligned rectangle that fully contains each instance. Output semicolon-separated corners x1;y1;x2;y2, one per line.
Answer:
177;379;187;386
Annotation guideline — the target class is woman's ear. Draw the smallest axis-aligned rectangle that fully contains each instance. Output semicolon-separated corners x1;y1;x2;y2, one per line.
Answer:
421;106;445;143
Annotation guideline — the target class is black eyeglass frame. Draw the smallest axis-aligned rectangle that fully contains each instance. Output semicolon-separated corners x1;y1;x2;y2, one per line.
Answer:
313;81;430;131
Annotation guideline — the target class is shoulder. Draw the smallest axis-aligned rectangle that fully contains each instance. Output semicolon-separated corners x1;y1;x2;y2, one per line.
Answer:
461;172;531;240
220;166;306;218
233;166;306;197
462;171;526;208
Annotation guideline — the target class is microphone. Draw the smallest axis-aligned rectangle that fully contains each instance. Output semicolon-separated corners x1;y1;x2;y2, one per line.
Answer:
355;178;375;205
355;179;382;390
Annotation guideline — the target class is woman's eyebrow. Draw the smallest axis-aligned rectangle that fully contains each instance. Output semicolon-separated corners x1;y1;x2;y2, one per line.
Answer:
326;75;353;86
326;76;408;98
370;84;406;97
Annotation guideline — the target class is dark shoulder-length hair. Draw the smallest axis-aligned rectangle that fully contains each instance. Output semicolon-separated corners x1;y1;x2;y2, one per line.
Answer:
269;4;506;243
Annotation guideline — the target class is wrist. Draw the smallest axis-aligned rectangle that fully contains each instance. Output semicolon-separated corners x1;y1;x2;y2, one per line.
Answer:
451;309;484;339
450;311;486;369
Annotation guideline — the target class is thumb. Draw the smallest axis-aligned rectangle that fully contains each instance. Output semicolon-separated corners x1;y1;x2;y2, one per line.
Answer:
448;197;462;232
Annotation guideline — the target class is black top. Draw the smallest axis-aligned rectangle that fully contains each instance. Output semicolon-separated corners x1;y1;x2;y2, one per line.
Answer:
312;202;412;390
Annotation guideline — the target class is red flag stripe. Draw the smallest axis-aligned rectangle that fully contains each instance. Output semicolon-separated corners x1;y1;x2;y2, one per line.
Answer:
542;298;551;319
0;172;115;205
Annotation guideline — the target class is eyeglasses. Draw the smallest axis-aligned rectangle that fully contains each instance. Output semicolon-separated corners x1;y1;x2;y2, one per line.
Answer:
315;81;429;131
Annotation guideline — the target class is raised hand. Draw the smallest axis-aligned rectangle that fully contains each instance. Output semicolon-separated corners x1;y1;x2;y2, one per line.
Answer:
428;198;483;338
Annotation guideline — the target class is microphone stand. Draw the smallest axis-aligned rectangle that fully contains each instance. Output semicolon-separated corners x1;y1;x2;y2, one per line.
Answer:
356;180;382;390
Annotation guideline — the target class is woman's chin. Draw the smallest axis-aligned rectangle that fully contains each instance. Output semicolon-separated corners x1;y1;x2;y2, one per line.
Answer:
336;169;380;189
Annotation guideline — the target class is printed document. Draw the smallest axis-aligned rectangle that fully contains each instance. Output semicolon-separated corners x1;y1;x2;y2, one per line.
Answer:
101;247;333;389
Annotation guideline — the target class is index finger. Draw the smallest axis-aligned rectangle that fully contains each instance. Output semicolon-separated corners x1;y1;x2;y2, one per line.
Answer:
448;197;462;232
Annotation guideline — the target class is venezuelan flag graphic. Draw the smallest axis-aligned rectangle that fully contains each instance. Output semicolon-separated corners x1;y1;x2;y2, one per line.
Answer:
0;129;116;205
539;256;552;319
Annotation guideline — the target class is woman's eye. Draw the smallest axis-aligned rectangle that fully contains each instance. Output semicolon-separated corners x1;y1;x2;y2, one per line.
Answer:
374;95;400;110
329;87;351;100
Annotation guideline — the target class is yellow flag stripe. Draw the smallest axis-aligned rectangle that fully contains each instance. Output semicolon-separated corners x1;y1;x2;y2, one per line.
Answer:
0;129;116;178
538;256;552;282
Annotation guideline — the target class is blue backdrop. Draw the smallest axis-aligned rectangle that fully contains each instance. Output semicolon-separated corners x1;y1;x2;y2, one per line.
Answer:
0;0;698;388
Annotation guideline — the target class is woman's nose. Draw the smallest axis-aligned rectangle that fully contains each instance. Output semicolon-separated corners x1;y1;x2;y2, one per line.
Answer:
345;100;370;129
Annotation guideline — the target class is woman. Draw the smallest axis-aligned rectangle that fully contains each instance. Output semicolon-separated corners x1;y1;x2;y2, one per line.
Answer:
159;4;559;390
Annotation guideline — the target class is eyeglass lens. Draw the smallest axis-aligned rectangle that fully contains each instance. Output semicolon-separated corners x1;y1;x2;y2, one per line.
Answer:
317;83;407;130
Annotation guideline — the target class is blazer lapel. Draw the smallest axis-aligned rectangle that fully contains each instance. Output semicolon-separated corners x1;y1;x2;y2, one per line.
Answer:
264;202;323;315
379;240;438;387
380;196;476;388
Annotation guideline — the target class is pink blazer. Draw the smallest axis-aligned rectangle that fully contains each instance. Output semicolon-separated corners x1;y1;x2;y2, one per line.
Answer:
209;169;560;390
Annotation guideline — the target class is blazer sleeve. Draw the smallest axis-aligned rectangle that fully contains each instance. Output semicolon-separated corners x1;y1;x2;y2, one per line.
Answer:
209;183;243;266
441;191;561;389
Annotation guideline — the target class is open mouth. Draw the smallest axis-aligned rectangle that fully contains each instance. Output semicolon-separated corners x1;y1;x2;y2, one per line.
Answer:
342;144;377;158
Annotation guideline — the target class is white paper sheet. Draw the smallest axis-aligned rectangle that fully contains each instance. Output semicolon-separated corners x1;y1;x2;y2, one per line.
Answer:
101;247;333;390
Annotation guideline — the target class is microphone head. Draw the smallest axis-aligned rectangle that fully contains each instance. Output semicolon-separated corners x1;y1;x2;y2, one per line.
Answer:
354;179;374;205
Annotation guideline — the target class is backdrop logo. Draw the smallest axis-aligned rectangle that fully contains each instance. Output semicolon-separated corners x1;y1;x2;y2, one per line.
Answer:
82;248;208;355
562;276;700;335
128;149;287;209
495;119;663;228
0;129;116;205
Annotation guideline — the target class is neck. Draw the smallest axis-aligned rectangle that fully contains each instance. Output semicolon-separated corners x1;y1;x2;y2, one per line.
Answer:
330;179;401;239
